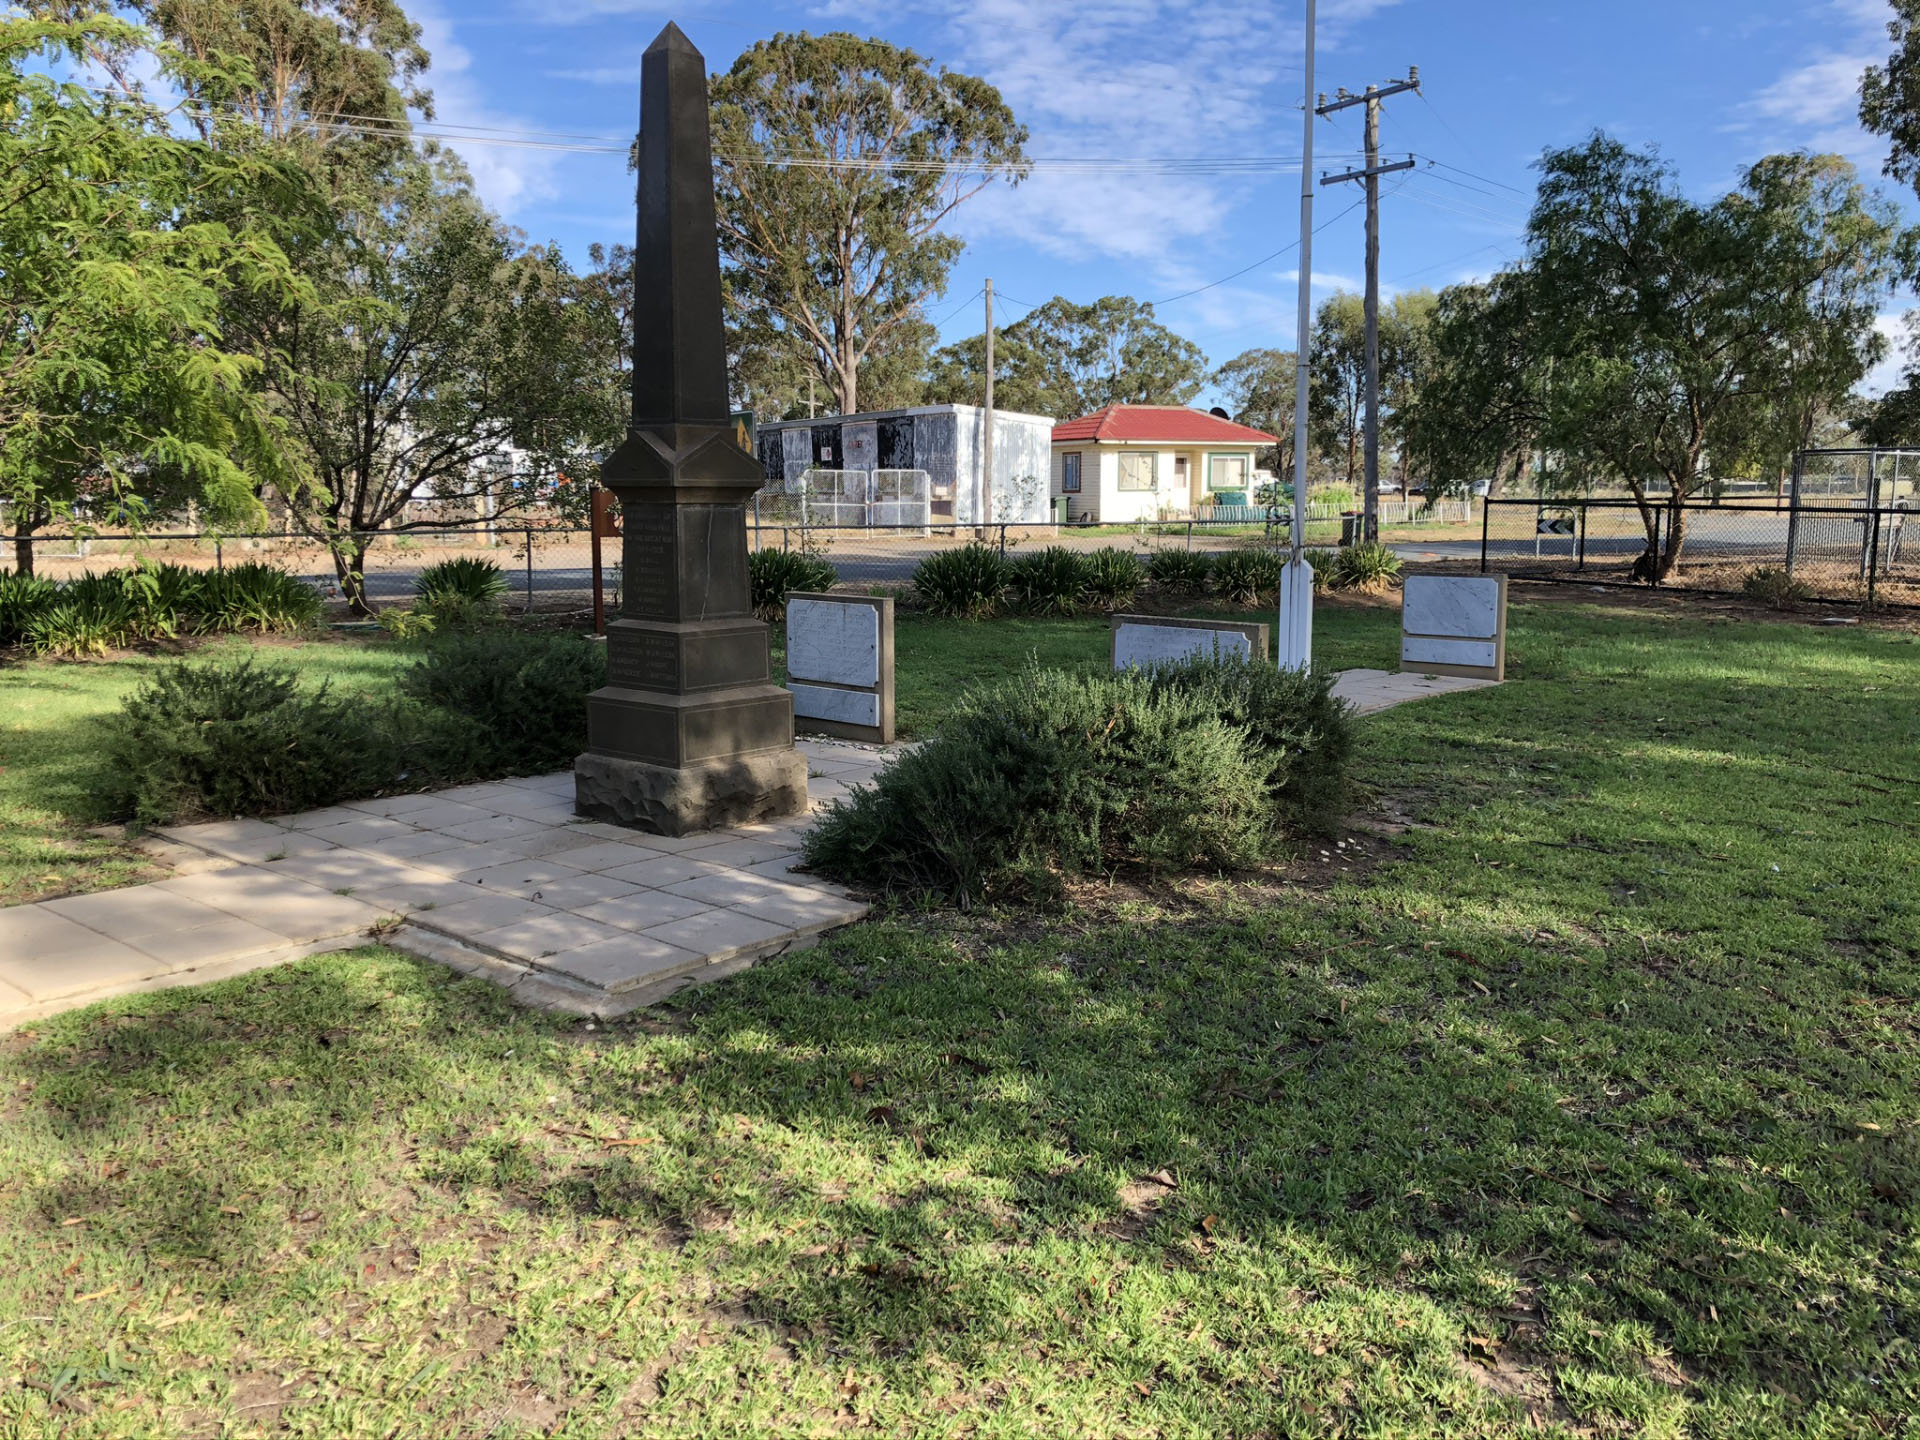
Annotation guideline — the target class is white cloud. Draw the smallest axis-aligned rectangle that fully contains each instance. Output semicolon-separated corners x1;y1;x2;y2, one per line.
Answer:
892;0;1393;281
413;0;566;218
1749;53;1874;130
1737;0;1891;166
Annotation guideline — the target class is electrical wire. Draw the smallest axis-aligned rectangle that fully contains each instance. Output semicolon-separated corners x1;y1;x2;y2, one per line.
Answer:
1149;193;1366;307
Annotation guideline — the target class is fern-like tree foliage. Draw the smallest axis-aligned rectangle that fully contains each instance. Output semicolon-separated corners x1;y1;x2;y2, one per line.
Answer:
0;15;308;572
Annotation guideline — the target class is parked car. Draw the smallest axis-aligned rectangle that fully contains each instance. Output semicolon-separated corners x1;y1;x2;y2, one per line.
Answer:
1469;478;1494;497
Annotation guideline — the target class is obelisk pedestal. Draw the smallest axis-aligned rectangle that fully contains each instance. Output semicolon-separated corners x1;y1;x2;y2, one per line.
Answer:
574;23;806;835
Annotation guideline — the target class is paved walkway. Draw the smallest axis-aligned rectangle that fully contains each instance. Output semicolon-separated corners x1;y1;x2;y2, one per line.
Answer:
0;669;1496;1030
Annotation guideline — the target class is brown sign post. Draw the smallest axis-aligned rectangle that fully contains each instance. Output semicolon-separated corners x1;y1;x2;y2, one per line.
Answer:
572;22;807;835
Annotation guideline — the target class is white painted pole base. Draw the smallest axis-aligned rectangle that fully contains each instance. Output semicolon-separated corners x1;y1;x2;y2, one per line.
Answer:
1278;559;1314;671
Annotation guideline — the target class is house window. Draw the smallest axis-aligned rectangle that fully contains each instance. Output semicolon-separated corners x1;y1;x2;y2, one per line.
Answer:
1117;452;1157;492
1061;452;1083;493
1208;454;1250;491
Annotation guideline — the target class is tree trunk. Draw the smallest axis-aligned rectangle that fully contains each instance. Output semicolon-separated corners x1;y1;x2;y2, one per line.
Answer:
11;526;33;577
1658;493;1688;579
331;537;373;617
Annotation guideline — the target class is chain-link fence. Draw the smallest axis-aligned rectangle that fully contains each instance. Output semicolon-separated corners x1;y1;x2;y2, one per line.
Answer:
1479;496;1919;606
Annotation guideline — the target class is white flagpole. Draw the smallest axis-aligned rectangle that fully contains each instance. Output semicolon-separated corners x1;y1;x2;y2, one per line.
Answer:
1278;0;1317;671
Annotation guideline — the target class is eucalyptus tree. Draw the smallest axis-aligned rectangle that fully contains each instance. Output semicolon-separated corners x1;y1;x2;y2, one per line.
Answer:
1523;136;1899;577
924;295;1207;418
710;32;1028;416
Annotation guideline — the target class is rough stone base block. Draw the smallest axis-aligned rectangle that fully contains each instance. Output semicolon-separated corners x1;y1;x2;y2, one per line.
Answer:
573;749;808;836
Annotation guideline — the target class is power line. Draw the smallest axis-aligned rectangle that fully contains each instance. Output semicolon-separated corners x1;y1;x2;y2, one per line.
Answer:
1417;154;1527;195
1149;193;1366;306
927;286;985;328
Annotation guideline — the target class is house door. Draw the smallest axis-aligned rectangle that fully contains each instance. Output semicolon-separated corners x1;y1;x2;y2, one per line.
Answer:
1173;456;1190;508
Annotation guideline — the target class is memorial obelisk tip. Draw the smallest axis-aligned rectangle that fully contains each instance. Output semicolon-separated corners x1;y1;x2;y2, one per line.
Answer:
629;19;731;431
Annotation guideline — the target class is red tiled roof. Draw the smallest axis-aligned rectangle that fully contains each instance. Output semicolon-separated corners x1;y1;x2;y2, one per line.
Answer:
1051;404;1279;445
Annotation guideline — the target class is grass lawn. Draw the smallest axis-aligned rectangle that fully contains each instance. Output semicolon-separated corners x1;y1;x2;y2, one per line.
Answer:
4;597;1919;1435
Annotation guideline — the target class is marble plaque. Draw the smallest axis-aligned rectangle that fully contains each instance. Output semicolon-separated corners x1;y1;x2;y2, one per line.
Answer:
1403;636;1498;669
788;598;880;687
1114;620;1253;670
1403;575;1501;638
792;683;882;729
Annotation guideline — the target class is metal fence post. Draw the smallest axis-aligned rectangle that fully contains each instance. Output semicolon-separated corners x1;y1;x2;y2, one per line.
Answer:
998;523;1007;555
1186;520;1194;551
1785;451;1804;575
215;538;224;572
1576;504;1586;570
1479;496;1490;574
524;528;535;614
1651;508;1663;586
1868;506;1883;607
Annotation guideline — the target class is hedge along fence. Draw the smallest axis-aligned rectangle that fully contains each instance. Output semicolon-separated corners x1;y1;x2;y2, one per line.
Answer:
0;561;322;657
910;542;1399;619
802;654;1355;906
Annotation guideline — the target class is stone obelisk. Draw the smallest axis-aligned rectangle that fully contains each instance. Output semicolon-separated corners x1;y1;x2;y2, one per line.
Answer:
574;22;807;835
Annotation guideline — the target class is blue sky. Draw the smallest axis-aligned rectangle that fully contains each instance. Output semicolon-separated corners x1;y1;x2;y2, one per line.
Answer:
406;0;1913;403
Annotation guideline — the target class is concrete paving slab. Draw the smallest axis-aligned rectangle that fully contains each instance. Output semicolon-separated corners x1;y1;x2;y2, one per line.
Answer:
408;842;537;876
598;853;735;890
576;889;712;933
415;891;552;937
692;836;807;870
538;933;705;995
639;908;791;964
156;867;389;940
456;859;595;896
471;912;636;962
0;909;158;1001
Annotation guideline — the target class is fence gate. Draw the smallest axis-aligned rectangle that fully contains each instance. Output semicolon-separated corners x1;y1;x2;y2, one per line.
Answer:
868;469;932;529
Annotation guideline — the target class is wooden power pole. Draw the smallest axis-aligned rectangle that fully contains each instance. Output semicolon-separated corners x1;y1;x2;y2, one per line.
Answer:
1318;69;1417;544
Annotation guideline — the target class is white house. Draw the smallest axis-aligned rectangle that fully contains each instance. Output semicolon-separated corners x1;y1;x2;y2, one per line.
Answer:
1051;405;1281;523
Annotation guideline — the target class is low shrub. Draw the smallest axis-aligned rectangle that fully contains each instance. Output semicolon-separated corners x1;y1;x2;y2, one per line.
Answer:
1211;548;1286;606
199;562;323;633
912;543;1011;618
1006;546;1091;615
400;628;608;775
6;562;319;654
803;655;1355;904
417;591;503;632
417;556;509;608
26;575;143;657
1146;546;1214;595
377;607;437;640
750;547;839;621
103;630;611;823
1328;541;1402;591
1304;548;1339;589
1743;566;1813;610
1083;547;1144;610
106;658;407;822
0;571;57;646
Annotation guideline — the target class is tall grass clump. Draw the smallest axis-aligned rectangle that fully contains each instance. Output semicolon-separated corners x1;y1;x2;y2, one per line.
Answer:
1082;547;1144;610
1006;546;1091;615
1146;547;1213;595
417;555;508;606
750;547;839;620
911;543;1011;618
803;655;1354;904
1210;548;1286;606
0;571;57;646
1328;541;1402;591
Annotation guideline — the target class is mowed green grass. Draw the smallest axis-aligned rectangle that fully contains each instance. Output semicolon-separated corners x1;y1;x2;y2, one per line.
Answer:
4;599;1919;1436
